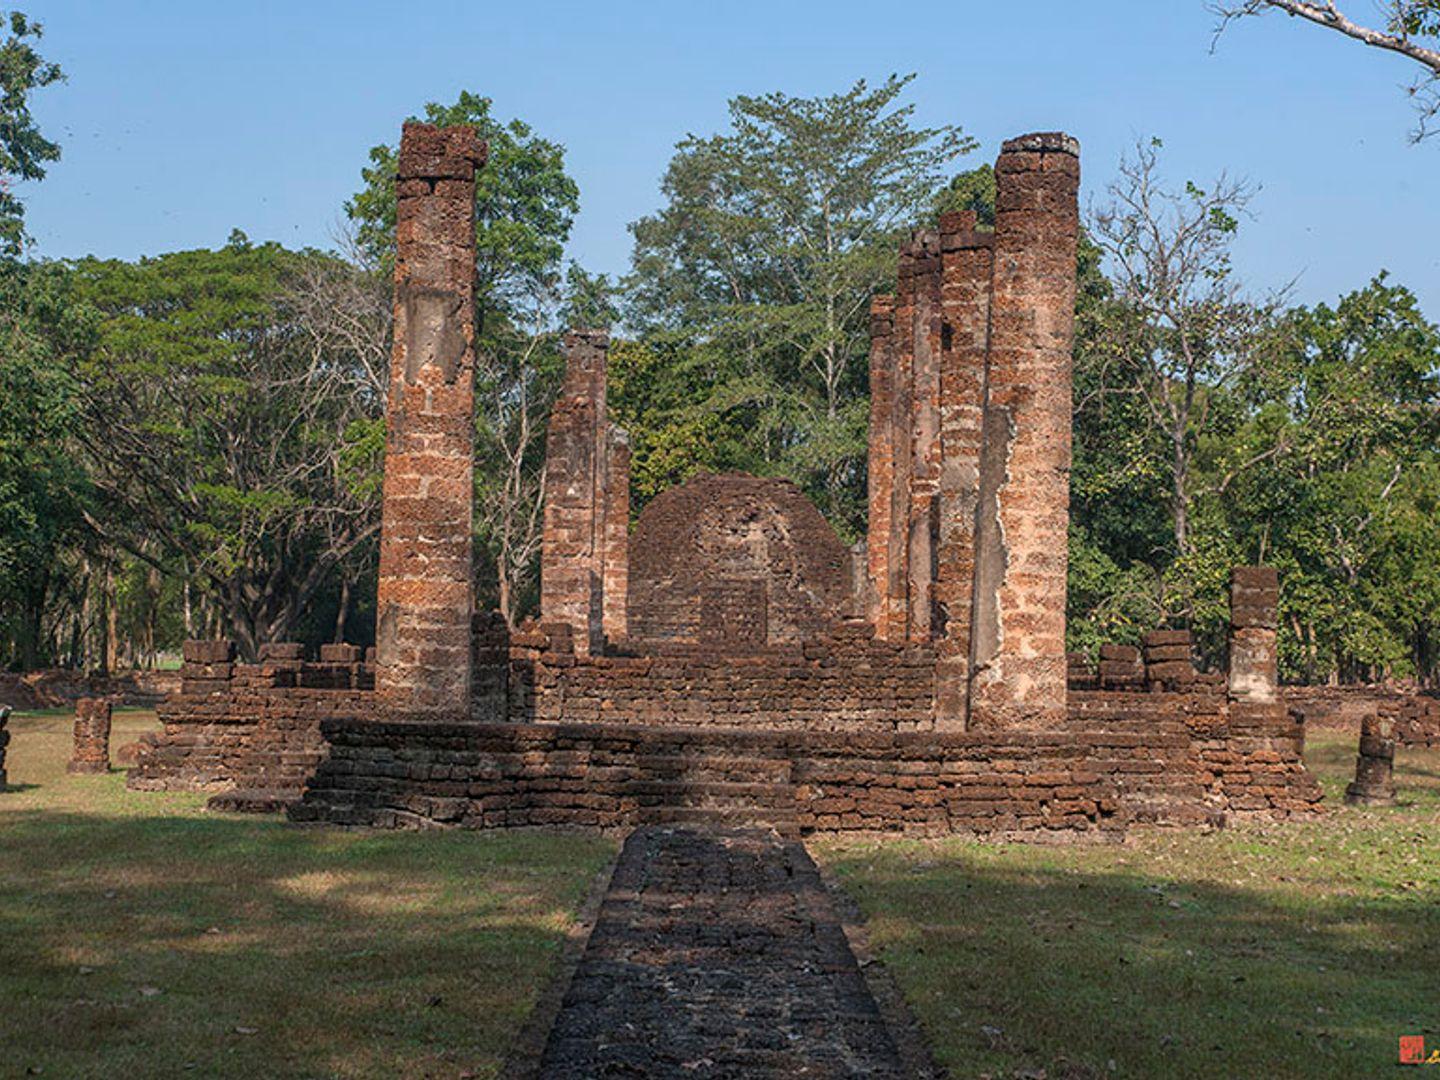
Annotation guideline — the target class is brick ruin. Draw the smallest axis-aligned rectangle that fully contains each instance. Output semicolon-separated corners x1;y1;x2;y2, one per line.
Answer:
68;697;112;774
128;125;1332;836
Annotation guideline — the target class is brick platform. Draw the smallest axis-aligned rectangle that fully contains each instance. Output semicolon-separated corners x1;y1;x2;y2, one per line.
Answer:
534;827;912;1078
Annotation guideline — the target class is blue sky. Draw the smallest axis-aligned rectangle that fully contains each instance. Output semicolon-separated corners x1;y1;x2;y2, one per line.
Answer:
19;0;1440;313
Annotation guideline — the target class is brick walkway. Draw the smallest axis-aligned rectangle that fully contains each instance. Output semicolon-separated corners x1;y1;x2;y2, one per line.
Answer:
536;826;911;1078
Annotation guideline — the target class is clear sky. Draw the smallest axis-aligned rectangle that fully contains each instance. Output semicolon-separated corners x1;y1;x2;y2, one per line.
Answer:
19;0;1440;314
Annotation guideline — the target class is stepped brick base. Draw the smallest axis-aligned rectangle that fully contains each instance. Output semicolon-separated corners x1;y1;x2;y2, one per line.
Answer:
288;687;1321;837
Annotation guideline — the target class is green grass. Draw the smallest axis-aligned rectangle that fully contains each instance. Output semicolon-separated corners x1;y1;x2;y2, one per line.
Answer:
0;708;616;1080
813;730;1440;1079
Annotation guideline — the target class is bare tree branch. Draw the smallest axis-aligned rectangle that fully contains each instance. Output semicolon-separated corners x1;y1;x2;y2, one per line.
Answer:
1212;1;1440;138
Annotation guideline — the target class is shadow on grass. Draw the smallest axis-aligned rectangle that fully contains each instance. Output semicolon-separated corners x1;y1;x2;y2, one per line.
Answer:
0;808;610;1080
823;838;1439;1080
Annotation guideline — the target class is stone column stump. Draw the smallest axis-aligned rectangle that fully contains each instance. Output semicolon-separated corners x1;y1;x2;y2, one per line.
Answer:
0;704;10;788
1344;714;1397;806
69;697;112;774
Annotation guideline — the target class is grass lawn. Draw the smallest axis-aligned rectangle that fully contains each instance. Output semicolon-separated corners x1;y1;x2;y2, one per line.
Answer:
814;729;1440;1079
0;708;616;1080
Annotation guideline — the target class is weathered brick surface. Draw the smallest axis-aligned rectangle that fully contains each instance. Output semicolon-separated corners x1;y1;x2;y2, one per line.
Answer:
127;640;373;795
540;330;629;655
865;294;896;633
290;683;1321;835
529;623;936;733
1345;713;1397;806
969;134;1081;731
1229;566;1278;703
933;211;993;728
68;697;112;774
374;122;487;716
627;473;847;648
535;827;912;1078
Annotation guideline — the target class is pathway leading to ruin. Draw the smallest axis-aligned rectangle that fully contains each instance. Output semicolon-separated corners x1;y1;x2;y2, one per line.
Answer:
535;826;917;1079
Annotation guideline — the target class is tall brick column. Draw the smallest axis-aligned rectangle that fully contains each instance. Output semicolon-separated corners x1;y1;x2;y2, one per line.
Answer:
933;211;993;729
968;133;1081;730
375;122;487;717
865;295;896;631
1228;566;1278;703
906;230;943;642
883;242;917;641
540;330;630;654
602;425;631;642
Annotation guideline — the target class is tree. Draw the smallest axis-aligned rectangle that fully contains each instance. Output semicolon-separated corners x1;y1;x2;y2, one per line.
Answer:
626;74;973;534
1088;139;1278;567
1218;275;1440;681
0;261;92;668
346;90;579;322
1213;1;1440;139
71;238;384;658
347;92;582;623
0;11;62;256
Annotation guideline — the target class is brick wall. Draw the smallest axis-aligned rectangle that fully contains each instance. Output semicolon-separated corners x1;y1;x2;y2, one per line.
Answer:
627;473;848;647
127;640;373;795
289;698;1318;838
506;620;937;733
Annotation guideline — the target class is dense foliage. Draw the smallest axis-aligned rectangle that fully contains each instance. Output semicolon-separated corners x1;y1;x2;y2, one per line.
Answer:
0;33;1436;683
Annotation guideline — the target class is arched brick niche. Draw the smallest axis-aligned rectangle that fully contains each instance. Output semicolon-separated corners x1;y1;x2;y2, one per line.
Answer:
627;473;849;649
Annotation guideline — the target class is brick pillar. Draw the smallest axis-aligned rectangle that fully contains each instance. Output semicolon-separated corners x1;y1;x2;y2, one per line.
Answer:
602;425;631;643
907;230;943;642
1145;629;1196;691
883;243;918;641
968;133;1081;730
69;697;112;774
933;211;993;728
1345;713;1397;806
375;122;487;717
1228;566;1278;703
541;330;623;655
865;295;896;631
0;704;10;789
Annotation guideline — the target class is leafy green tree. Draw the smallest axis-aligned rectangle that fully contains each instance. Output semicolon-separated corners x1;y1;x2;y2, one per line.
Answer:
71;238;384;658
346;90;578;320
0;261;92;668
1217;275;1440;680
346;91;582;623
0;11;62;256
625;74;973;535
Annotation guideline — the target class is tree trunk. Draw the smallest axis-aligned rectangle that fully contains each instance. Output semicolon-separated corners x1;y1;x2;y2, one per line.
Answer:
333;576;350;644
103;561;118;676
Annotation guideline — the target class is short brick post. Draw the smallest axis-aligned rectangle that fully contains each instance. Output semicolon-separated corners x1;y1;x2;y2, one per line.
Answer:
181;640;236;694
1228;567;1278;703
1345;714;1397;806
1144;629;1195;690
0;704;10;788
69;697;112;774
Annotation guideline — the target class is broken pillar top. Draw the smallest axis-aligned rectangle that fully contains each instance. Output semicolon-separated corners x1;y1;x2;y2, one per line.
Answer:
397;121;489;181
564;328;611;351
1001;131;1080;157
938;210;995;252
